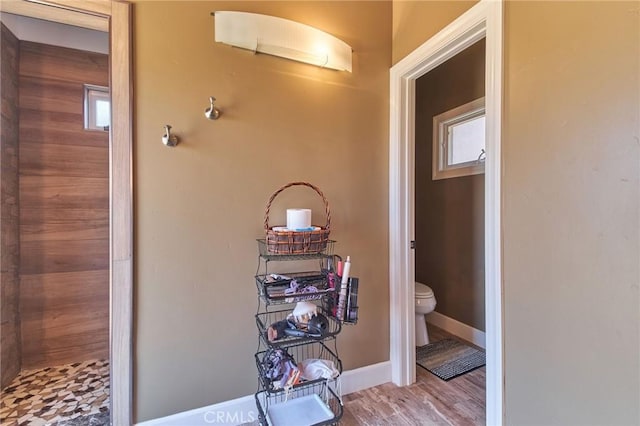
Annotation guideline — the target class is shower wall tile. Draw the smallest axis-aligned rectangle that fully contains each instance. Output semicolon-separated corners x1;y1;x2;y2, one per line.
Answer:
0;22;22;390
17;41;109;370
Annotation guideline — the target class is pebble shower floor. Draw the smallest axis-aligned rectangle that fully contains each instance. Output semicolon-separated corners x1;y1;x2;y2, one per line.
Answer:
0;359;109;425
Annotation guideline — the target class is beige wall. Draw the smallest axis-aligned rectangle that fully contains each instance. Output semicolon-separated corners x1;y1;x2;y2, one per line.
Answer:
393;1;640;425
132;1;391;421
392;0;476;65
502;2;639;425
415;39;485;331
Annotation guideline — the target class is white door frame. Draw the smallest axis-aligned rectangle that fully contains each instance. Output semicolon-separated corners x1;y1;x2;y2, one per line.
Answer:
4;1;134;424
389;0;503;424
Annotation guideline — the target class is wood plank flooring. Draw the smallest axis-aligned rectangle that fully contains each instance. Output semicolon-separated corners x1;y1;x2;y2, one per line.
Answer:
340;324;485;426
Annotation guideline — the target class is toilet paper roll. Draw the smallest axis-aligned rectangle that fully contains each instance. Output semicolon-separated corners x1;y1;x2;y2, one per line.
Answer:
286;209;312;230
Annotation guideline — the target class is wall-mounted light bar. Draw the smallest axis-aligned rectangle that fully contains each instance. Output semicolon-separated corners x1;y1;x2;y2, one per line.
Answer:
213;11;352;72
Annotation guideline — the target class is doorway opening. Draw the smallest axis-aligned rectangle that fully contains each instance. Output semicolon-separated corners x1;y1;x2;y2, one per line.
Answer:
0;14;111;424
389;1;503;424
0;1;133;424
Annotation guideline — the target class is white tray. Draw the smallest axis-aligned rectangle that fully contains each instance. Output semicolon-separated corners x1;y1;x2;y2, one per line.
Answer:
267;394;333;426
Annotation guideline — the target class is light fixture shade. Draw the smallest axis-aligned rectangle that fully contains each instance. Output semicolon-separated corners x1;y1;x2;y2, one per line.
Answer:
214;11;352;72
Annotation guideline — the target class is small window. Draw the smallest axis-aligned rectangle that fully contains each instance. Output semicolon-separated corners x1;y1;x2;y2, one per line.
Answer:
432;97;485;180
84;85;110;131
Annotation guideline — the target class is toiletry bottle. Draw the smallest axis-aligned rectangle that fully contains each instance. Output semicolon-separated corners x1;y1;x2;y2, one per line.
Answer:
330;255;342;317
327;257;336;290
335;256;351;321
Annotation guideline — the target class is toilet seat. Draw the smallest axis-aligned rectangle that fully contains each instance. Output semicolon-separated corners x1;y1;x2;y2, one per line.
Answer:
415;282;434;298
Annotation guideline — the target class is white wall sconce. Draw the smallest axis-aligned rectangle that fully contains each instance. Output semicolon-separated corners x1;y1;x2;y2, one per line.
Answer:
213;11;352;72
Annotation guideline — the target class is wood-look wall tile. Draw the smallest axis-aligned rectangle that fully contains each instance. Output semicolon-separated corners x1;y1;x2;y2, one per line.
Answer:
20;270;109;310
19;239;108;274
20;219;108;242
1;22;21;389
19;142;108;178
20;271;109;369
18;125;108;149
21;337;108;370
19;76;83;115
17;38;109;370
19;41;108;86
19;176;108;210
19;109;84;132
20;206;108;224
1;271;20;321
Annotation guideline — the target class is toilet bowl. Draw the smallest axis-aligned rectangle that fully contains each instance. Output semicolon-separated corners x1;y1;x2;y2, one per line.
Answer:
415;282;436;346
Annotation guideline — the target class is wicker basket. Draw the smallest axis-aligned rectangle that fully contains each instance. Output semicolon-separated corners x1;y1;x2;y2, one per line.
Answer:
264;182;331;254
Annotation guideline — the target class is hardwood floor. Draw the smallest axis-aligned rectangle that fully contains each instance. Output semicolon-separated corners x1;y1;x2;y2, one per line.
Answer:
340;324;485;426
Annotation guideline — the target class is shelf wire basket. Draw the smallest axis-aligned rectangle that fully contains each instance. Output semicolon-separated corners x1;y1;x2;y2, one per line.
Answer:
255;340;342;394
255;271;335;306
255;380;343;426
256;307;342;348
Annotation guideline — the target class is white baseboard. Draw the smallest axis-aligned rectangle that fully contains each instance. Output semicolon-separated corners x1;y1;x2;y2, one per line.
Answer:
136;361;391;426
338;360;391;395
426;311;486;349
135;394;258;426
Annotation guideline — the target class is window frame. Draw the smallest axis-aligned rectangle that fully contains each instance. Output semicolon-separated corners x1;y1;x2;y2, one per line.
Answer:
83;84;110;131
432;97;486;180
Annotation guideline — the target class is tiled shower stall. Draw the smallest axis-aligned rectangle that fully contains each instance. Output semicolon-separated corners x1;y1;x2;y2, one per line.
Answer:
1;17;111;426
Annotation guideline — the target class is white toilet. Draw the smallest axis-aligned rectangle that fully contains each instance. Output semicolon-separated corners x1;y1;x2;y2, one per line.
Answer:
415;282;437;346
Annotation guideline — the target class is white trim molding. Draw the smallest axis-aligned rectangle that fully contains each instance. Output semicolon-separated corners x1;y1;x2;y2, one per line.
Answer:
337;360;391;395
136;395;257;426
426;311;486;349
135;395;258;426
135;362;392;426
389;0;503;425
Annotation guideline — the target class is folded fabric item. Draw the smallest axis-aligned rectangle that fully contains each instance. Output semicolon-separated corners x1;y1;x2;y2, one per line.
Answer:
261;347;300;390
298;359;339;381
285;285;319;303
284;280;315;294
